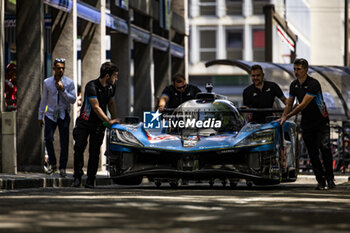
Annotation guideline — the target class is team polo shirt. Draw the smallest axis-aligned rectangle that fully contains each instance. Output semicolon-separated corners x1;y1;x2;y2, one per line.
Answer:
289;75;329;130
79;78;116;125
161;84;201;109
243;81;285;123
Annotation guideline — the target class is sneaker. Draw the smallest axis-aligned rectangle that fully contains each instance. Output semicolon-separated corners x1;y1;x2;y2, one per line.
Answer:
315;181;328;190
85;179;95;189
46;166;57;175
71;178;81;187
59;169;67;178
327;179;336;189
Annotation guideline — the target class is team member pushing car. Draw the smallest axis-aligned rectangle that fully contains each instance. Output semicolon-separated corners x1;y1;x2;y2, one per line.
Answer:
72;62;120;188
158;73;201;112
242;64;287;123
279;58;335;190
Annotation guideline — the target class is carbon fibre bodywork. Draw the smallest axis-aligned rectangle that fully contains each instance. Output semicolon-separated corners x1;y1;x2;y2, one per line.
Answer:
105;98;298;187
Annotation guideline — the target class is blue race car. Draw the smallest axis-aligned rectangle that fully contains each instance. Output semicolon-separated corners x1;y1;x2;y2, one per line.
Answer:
105;91;298;187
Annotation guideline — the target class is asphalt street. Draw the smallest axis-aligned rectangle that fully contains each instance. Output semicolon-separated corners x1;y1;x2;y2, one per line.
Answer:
0;177;350;233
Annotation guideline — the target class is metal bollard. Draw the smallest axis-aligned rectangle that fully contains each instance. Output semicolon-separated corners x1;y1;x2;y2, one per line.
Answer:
1;112;17;174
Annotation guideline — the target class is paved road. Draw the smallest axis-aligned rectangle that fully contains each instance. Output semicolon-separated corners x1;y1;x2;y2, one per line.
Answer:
1;180;350;233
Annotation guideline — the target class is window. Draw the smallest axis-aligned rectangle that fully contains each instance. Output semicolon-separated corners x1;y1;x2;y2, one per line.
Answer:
253;28;265;61
226;29;243;60
200;29;216;61
226;0;243;15
199;0;216;16
253;0;270;15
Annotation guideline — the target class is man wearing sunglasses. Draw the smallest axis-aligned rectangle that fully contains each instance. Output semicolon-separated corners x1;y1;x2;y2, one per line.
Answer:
158;73;201;112
242;64;287;123
38;58;76;177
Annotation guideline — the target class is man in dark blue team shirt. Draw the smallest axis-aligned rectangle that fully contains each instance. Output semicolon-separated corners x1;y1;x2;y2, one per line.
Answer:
72;62;120;188
279;58;335;190
158;73;201;112
243;64;287;123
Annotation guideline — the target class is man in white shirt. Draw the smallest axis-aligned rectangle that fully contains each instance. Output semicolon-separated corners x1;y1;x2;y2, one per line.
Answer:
38;58;76;177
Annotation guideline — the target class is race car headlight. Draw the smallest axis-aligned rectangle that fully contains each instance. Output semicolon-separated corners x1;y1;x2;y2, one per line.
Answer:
236;129;275;147
110;129;144;147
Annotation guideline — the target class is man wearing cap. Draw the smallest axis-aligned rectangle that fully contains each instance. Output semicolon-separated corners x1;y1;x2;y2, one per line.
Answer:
38;58;76;177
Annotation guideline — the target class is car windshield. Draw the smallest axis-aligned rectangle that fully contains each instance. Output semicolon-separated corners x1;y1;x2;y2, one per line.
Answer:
165;100;245;136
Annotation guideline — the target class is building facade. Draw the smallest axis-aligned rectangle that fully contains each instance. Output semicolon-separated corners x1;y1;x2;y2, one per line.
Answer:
0;0;187;173
188;0;348;105
188;0;270;105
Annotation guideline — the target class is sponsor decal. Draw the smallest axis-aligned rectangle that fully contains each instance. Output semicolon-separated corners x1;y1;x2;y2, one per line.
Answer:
205;135;231;142
145;131;178;143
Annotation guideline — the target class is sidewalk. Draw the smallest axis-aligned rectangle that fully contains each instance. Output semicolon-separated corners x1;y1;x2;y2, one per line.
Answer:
0;169;113;190
0;171;349;190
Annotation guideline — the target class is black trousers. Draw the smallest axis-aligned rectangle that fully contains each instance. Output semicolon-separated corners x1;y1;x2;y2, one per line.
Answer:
73;120;105;180
302;121;334;183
